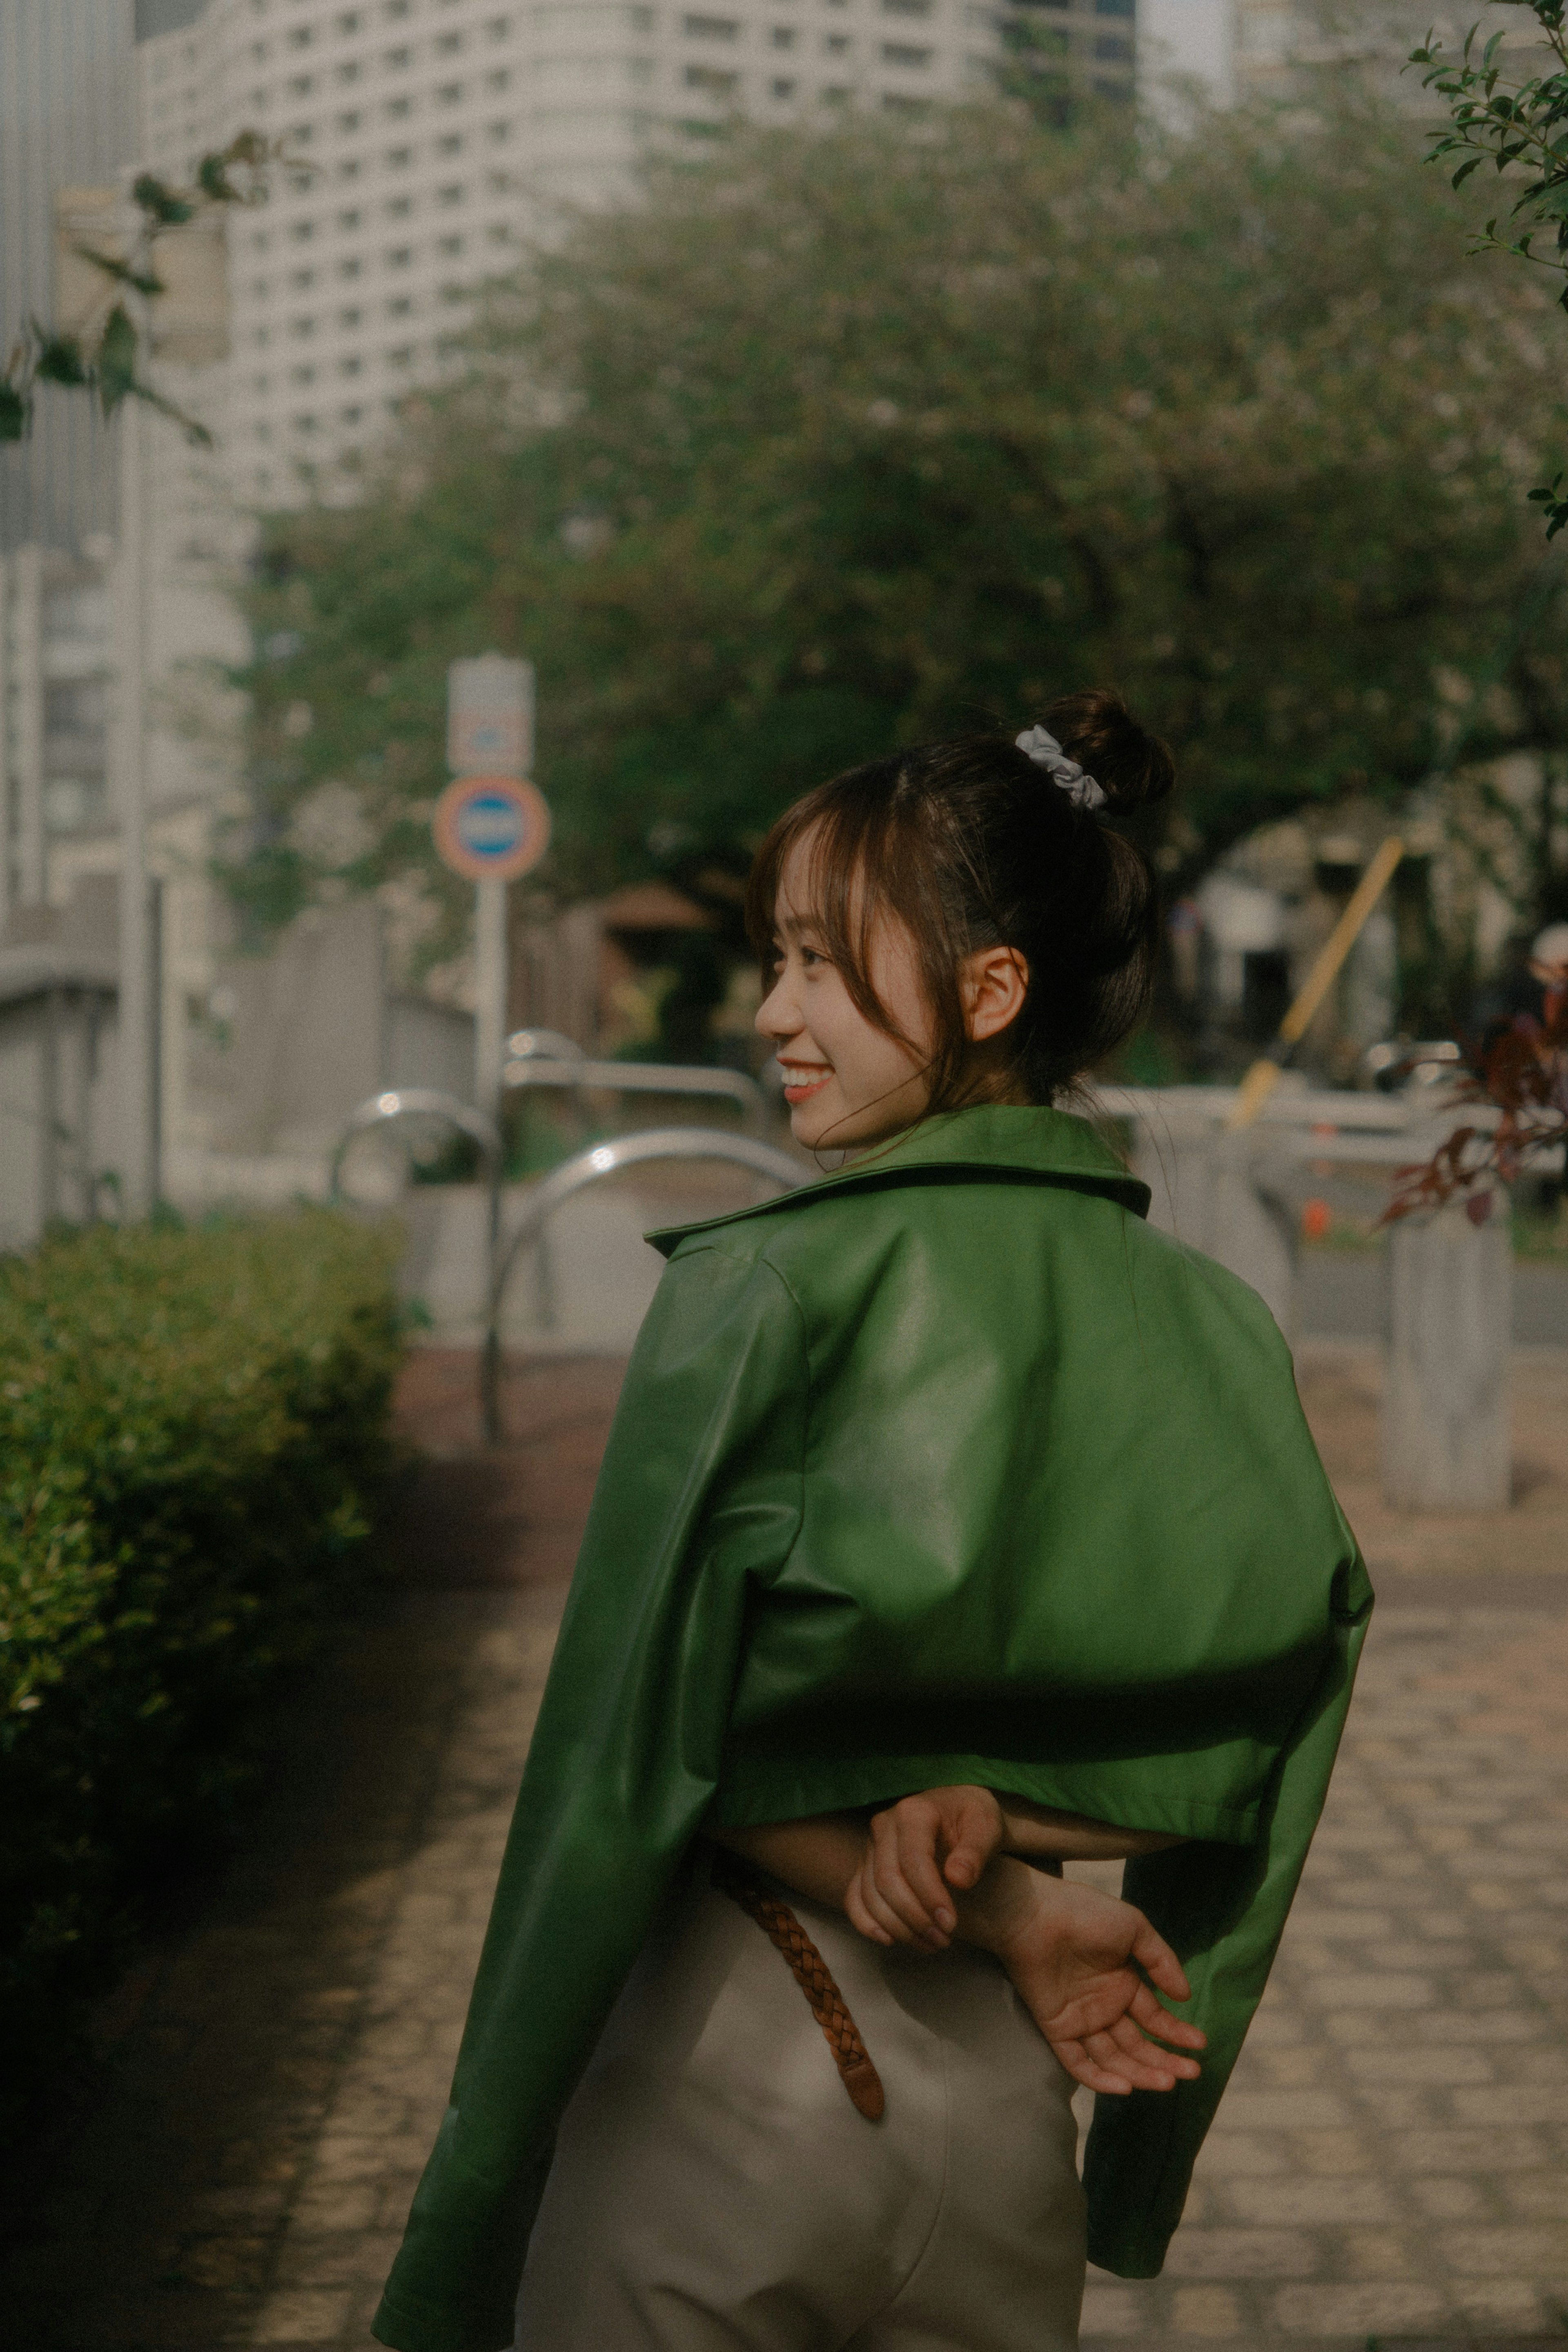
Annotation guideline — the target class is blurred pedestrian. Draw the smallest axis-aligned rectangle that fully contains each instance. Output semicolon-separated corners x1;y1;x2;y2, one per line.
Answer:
374;697;1371;2352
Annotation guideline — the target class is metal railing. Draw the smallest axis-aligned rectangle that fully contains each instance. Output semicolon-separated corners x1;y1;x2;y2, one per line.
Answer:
481;1124;804;1440
501;1048;765;1129
330;1086;804;1445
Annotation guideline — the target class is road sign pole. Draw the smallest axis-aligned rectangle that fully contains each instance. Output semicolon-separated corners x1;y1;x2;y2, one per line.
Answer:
474;873;507;1115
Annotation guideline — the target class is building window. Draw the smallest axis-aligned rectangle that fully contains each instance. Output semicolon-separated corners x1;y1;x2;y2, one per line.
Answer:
337;62;362;82
488;13;513;34
437;232;464;254
388;147;412;168
487;65;512;87
1094;30;1130;56
292;413;319;433
487;116;513;138
337;113;363;133
821;80;852;98
882;89;932;110
387;94;412;115
386;45;411;68
290;266;317;289
437;30;463;51
290;315;317;338
882;41;931;62
288;73;315;95
337;10;363;29
825;32;850;49
437;183;464;206
340;308;363;329
389;346;413;368
388;246;413;267
289;220;316;241
338;254;363;276
684;61;739;88
771;72;797;91
684;13;739;33
388;194;413;216
437;81;464;101
287;22;313;45
342;405;363;425
290;363;317;384
772;25;797;43
437;132;463;152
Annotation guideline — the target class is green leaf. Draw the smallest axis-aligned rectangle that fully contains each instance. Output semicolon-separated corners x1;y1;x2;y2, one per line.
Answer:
1452;156;1485;186
0;378;30;440
196;156;237;204
96;304;139;418
131;173;195;226
32;330;89;387
74;245;164;299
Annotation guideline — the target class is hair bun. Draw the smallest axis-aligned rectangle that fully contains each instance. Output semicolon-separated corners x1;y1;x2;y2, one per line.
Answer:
1038;688;1174;813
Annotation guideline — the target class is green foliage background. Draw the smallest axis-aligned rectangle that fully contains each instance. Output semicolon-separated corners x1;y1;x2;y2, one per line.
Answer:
0;1211;402;2133
236;95;1568;972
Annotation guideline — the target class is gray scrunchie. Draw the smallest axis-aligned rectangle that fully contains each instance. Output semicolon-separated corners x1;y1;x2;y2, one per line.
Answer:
1015;725;1107;813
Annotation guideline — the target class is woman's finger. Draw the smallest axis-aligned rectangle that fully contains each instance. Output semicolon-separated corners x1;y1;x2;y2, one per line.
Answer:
887;1809;960;1931
856;1858;938;1948
1130;1916;1192;2004
844;1871;893;1946
1082;2024;1183;2092
1050;2036;1136;2095
1127;1979;1207;2050
938;1788;1001;1893
1100;2015;1199;2083
870;1812;952;1944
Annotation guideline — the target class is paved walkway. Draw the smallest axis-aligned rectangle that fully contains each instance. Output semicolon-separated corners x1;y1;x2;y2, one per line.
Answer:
4;1347;1568;2349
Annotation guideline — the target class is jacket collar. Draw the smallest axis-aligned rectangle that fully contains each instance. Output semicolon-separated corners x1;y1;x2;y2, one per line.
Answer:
646;1104;1149;1258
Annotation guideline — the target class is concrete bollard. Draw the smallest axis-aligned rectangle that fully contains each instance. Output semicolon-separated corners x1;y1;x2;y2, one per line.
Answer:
1382;1193;1513;1512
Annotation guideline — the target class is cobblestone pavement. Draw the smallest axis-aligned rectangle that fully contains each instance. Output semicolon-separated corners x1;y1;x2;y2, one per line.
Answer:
4;1346;1568;2350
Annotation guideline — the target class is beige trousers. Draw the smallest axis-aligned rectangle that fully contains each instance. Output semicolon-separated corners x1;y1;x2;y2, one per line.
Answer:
516;1855;1085;2351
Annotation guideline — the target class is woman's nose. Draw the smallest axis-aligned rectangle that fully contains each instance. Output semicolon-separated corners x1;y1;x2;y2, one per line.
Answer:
755;974;798;1040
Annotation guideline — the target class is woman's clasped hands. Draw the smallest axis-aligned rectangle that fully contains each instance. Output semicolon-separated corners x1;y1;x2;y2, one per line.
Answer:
844;1786;1207;2098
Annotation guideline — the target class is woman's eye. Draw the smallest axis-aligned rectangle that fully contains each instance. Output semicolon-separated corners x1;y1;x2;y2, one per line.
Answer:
799;945;824;968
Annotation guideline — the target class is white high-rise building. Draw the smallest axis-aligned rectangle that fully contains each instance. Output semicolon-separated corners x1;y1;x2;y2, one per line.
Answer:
134;0;1147;505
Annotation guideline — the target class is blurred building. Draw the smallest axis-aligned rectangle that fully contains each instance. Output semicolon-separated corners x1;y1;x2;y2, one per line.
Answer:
132;0;1154;506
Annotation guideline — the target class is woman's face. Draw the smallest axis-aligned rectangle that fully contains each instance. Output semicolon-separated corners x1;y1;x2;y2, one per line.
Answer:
755;836;935;1150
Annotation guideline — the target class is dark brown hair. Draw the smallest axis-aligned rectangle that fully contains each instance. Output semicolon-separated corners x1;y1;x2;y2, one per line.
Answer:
745;689;1174;1110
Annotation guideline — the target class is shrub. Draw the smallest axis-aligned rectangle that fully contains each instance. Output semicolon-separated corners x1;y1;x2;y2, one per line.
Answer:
0;1209;402;2133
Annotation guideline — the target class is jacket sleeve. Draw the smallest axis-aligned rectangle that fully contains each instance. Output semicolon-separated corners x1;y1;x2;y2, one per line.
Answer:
1082;1542;1374;2278
373;1241;808;2352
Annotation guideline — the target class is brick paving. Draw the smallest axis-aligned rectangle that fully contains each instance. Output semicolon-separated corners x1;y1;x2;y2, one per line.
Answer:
3;1342;1567;2349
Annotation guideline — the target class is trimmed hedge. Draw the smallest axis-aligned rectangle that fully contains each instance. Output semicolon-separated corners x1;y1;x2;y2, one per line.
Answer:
0;1210;403;2128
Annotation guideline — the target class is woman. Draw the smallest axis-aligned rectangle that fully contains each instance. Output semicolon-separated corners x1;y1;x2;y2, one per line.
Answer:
374;694;1370;2352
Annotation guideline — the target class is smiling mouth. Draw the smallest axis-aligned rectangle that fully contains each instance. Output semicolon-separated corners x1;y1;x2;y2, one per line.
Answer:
779;1062;832;1103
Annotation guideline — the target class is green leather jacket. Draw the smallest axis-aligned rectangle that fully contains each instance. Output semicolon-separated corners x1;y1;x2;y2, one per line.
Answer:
374;1105;1371;2352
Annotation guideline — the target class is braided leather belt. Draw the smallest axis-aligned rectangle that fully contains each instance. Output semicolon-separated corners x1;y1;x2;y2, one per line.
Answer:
710;1847;886;2120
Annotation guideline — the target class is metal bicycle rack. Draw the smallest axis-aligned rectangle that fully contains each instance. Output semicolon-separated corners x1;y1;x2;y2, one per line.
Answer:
481;1124;804;1441
331;1086;802;1446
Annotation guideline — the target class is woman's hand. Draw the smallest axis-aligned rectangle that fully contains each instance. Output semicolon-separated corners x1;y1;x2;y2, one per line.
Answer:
844;1786;1006;1952
956;1855;1206;2095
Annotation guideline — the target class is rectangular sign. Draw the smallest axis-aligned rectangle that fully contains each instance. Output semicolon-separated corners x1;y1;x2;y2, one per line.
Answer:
447;654;534;777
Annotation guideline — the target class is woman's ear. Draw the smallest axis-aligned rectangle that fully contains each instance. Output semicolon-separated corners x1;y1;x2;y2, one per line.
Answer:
961;947;1029;1042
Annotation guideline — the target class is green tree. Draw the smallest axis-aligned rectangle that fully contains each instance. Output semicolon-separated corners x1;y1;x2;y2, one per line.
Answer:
1411;0;1568;532
236;95;1568;976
